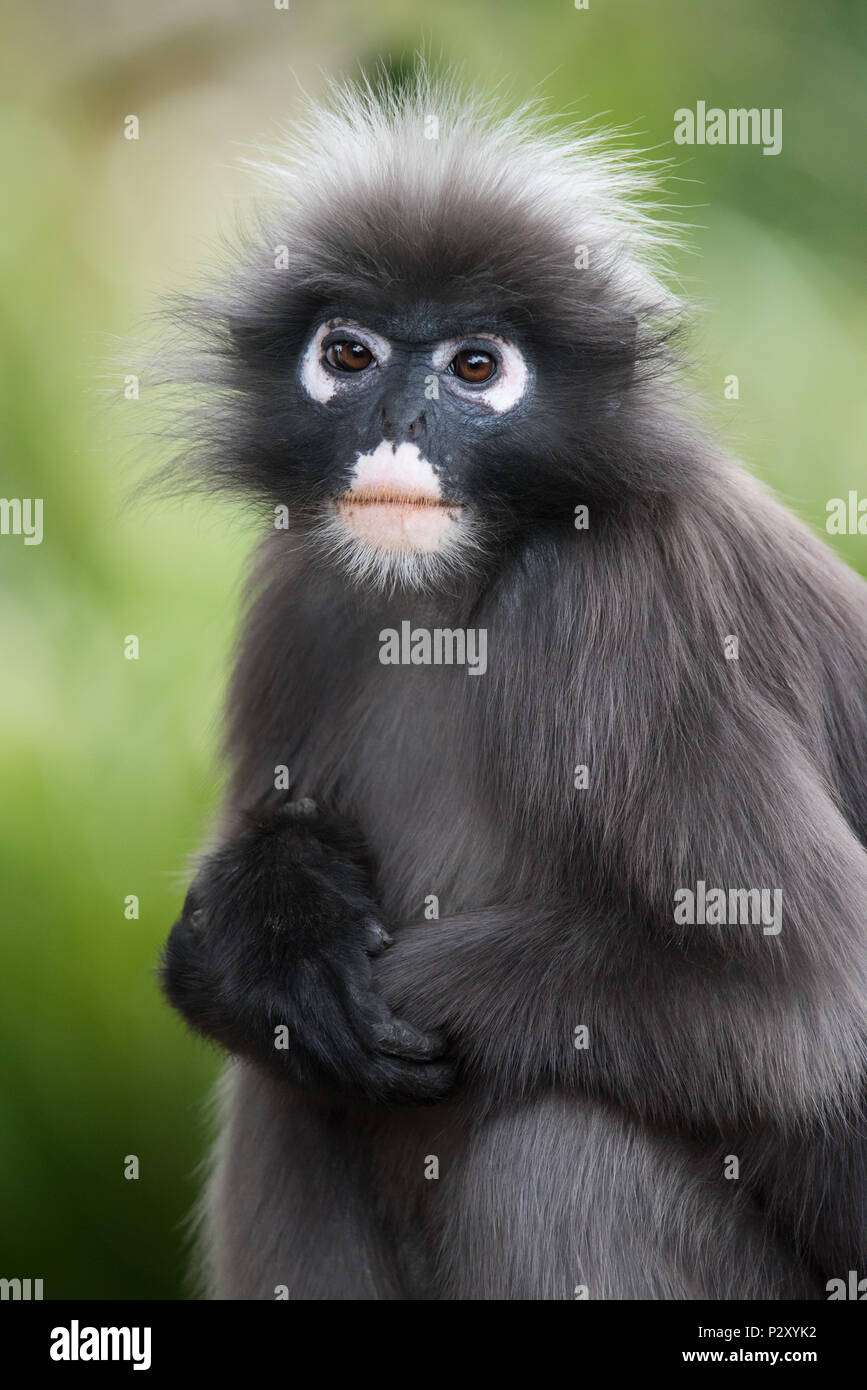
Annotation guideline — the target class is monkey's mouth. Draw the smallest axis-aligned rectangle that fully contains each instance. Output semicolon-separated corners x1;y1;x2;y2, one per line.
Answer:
333;490;464;553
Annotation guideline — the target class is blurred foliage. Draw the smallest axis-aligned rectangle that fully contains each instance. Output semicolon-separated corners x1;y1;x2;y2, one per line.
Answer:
0;0;864;1299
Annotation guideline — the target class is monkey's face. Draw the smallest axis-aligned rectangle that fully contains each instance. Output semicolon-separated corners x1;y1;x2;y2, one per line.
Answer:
173;83;680;593
203;152;666;593
254;282;640;597
293;307;535;588
222;279;644;593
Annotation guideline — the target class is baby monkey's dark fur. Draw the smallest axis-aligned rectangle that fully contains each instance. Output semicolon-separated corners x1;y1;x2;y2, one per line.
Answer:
160;73;866;1299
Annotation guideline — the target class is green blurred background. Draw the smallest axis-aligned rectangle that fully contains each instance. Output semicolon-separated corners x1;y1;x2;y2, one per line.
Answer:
0;0;864;1299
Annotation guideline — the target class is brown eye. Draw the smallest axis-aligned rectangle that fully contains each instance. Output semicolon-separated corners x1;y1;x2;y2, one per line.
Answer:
325;341;374;372
449;348;496;383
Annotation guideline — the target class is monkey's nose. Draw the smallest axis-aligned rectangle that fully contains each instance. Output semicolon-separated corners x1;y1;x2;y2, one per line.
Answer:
406;411;426;441
381;406;426;443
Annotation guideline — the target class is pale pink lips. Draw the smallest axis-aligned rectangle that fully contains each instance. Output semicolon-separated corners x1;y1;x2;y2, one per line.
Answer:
334;489;463;553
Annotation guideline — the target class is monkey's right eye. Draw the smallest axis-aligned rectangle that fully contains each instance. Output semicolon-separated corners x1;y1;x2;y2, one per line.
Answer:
324;341;375;373
448;348;496;383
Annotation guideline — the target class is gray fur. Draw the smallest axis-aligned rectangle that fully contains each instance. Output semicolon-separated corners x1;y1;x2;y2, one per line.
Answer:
160;71;867;1300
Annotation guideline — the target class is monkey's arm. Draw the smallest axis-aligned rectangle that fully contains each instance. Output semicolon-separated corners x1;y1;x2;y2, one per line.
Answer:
375;699;866;1275
160;798;453;1105
375;705;867;1128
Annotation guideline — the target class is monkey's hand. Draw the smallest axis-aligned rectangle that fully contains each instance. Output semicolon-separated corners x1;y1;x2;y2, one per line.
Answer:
160;800;454;1105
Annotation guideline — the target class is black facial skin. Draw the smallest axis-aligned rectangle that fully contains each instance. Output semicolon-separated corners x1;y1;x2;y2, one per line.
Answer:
304;308;535;514
159;105;866;1299
185;184;663;554
239;301;552;540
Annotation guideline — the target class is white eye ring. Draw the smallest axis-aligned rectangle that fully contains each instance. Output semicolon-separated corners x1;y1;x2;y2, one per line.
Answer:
432;334;529;413
300;321;391;403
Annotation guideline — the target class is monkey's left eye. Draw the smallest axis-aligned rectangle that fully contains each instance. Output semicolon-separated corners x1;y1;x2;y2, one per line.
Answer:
448;348;497;384
324;341;375;373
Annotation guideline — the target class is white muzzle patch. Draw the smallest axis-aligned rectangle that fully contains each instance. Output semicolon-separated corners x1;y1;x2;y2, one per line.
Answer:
334;441;462;554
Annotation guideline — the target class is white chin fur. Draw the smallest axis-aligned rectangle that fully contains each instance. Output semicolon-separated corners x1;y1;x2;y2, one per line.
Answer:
334;440;459;554
315;511;480;592
317;440;480;591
